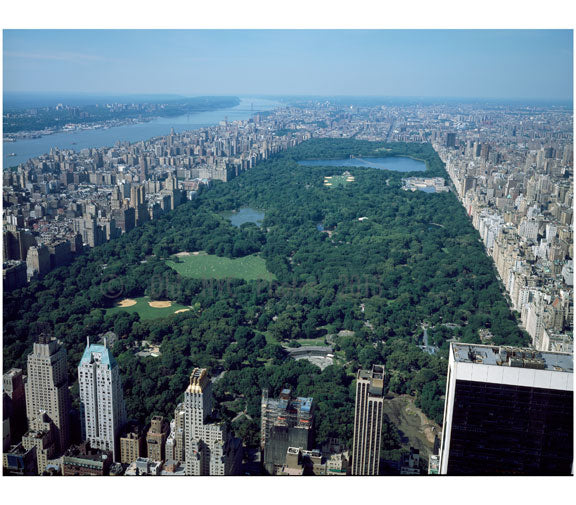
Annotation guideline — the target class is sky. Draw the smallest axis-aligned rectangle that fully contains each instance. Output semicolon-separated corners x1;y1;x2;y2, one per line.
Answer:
3;30;574;101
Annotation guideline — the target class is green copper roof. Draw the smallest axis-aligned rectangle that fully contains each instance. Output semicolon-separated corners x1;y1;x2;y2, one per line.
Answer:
79;344;117;369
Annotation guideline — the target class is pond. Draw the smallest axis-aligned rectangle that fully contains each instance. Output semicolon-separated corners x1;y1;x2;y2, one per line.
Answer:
224;207;265;227
298;156;426;172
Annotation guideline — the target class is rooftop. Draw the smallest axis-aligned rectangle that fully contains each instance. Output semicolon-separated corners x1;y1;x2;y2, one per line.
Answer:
358;365;386;396
186;368;209;393
4;368;22;378
452;343;573;373
79;343;117;368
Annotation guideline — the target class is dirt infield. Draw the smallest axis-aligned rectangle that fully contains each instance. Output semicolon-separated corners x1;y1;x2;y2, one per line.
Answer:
117;299;137;307
174;308;191;314
148;301;172;308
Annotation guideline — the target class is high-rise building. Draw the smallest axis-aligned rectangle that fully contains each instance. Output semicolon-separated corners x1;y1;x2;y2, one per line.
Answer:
112;207;135;234
351;365;385;476
25;334;70;454
3;261;28;291
146;415;169;462
165;404;186;462
3;368;27;446
182;368;242;475
439;343;573;475
111;186;123;210
26;244;51;279
260;389;314;475
3;229;36;262
78;340;127;462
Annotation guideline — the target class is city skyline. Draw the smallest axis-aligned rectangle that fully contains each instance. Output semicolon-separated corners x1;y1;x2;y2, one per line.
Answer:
2;11;574;499
3;29;573;101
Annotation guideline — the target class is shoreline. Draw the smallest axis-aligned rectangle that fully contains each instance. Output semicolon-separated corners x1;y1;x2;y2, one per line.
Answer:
3;110;220;143
3;99;244;142
3;97;281;168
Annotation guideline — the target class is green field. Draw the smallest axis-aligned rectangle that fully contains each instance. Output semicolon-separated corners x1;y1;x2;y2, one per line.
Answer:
106;296;191;320
324;174;354;187
166;252;276;281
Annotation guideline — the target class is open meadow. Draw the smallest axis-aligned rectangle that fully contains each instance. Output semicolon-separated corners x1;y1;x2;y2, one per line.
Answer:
166;251;276;281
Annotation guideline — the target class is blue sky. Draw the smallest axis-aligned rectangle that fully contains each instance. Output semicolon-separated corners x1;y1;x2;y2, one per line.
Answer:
3;30;573;100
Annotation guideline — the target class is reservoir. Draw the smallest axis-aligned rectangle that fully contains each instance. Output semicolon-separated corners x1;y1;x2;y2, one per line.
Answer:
3;97;281;168
225;207;265;228
298;156;426;172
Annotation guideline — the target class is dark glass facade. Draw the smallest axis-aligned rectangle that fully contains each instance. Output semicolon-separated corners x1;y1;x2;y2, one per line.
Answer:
446;379;573;475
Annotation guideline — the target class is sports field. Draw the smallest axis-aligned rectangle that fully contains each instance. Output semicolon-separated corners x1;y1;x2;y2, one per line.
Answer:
166;251;276;281
323;174;355;187
106;296;191;320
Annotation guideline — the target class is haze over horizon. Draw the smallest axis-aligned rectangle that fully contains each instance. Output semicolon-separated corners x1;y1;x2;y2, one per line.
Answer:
3;30;573;102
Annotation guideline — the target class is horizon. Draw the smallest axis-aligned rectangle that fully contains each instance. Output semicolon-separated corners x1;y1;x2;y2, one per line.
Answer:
4;90;573;107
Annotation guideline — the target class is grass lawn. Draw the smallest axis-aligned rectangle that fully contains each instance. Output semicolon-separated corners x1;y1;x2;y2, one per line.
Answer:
166;252;276;281
106;296;191;320
324;175;354;187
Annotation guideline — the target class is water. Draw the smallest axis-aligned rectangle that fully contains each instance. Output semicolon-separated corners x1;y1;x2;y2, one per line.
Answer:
3;97;281;168
316;223;324;231
298;156;426;172
418;186;436;193
225;207;265;227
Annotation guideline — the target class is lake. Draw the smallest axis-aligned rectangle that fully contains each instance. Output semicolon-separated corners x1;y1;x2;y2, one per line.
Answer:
298;156;426;172
225;207;265;227
3;97;281;168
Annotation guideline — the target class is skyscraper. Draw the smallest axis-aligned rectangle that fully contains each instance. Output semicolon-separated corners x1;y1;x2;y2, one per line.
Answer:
78;339;126;462
446;132;457;148
26;244;51;279
182;368;242;475
439;343;573;475
351;364;385;476
25;334;70;454
260;389;314;475
165;404;186;462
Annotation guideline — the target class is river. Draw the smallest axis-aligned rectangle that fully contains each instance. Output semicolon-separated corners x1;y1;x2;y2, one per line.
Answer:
3;97;282;168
